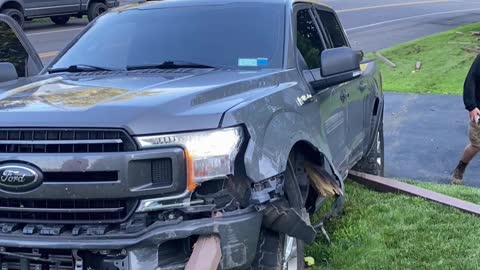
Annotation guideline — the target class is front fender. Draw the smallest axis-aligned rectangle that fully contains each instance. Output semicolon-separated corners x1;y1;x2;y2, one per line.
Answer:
244;110;340;182
221;71;342;183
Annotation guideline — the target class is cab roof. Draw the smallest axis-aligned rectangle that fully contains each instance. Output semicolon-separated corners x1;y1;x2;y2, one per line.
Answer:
115;0;332;12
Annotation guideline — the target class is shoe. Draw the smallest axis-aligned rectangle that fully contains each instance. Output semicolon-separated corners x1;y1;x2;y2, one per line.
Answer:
450;161;467;185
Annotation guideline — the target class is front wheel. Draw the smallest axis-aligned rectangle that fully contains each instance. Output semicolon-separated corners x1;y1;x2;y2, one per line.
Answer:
250;229;304;270
249;152;308;270
50;16;70;25
1;9;24;28
353;123;384;176
87;2;108;21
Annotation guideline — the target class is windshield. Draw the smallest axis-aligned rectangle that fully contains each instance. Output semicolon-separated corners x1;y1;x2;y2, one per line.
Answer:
50;3;285;71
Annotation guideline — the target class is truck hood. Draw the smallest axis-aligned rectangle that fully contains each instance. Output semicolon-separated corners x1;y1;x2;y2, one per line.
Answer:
0;69;284;134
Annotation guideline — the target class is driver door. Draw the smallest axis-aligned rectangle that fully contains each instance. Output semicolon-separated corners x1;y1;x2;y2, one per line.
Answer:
0;14;43;81
294;4;349;177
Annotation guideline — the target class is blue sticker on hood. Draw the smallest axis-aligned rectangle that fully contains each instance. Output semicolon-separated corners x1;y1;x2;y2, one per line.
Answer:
238;58;269;67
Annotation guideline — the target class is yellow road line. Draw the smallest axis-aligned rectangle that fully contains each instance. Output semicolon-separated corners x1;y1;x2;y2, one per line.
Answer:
337;0;449;13
39;51;58;58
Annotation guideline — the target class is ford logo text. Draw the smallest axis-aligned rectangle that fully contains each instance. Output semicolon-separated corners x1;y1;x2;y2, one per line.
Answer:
0;164;43;192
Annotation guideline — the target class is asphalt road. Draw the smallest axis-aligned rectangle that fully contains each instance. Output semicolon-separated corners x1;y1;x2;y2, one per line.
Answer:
330;0;480;52
384;93;477;186
24;0;480;64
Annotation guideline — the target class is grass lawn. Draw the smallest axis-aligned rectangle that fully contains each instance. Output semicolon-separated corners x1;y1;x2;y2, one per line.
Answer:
367;22;480;94
306;180;480;269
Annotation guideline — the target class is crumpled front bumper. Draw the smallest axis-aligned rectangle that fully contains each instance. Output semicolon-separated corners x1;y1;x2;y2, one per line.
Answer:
0;208;262;269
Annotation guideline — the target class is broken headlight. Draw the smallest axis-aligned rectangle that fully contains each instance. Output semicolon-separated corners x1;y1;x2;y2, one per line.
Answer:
135;127;244;189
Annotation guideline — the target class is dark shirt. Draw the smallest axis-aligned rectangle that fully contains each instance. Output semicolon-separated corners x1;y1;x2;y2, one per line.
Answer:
464;55;480;111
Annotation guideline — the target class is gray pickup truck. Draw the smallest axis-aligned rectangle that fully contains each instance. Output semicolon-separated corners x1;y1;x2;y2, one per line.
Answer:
0;0;119;27
0;0;383;269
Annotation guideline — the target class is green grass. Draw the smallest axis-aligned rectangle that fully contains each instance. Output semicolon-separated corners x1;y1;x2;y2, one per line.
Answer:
368;22;480;94
306;180;480;269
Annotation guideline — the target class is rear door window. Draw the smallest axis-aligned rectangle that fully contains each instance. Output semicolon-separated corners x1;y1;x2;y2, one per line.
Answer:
316;9;348;48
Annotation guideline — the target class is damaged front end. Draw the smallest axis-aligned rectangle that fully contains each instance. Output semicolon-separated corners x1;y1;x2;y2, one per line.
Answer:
0;126;265;270
0;127;260;269
0;176;263;270
0;126;344;270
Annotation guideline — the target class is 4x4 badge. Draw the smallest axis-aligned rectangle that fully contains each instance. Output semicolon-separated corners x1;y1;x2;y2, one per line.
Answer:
0;164;43;192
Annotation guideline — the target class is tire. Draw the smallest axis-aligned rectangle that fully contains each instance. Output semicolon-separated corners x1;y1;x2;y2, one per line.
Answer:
50;16;70;25
250;229;305;270
353;123;385;176
1;9;24;28
249;152;308;270
87;2;108;21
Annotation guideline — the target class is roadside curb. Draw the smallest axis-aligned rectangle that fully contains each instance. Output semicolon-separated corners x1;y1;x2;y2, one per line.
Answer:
349;170;480;216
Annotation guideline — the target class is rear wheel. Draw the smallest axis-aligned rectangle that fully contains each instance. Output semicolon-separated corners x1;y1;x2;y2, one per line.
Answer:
353;123;384;176
50;15;70;25
87;2;108;21
250;152;308;270
1;9;24;28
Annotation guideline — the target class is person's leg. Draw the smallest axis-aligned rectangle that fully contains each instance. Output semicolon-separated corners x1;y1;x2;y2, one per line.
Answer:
452;122;480;185
461;144;480;163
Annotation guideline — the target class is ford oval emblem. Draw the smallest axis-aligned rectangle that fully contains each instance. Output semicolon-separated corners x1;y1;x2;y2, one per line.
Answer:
0;164;43;192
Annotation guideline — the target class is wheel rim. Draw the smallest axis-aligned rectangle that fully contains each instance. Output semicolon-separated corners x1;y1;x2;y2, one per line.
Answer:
282;236;298;270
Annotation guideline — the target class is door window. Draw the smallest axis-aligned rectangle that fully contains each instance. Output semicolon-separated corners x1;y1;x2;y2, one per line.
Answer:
0;21;28;77
316;10;348;48
296;9;325;70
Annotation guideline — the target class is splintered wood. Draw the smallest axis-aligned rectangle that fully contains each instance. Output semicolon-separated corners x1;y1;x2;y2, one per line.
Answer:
464;48;480;54
374;52;396;68
415;61;422;71
185;235;222;270
461;31;480;54
305;161;343;197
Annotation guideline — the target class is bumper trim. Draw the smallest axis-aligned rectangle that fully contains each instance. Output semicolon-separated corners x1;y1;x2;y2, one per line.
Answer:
0;208;262;250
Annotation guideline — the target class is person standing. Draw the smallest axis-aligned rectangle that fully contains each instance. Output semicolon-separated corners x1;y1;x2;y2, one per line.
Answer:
452;55;480;185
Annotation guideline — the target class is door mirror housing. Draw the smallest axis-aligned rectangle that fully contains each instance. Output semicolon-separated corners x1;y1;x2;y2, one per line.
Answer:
310;47;361;91
321;47;361;77
0;62;18;83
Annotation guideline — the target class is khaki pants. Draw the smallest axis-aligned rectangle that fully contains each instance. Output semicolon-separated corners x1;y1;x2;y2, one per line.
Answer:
469;122;480;147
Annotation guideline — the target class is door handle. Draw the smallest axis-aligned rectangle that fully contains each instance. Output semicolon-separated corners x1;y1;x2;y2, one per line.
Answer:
340;92;347;103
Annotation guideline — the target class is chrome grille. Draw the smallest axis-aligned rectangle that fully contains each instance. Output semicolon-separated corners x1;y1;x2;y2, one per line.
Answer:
0;199;137;224
0;129;136;153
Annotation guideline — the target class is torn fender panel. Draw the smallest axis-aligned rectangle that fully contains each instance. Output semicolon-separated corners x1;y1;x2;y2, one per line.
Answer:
249;175;316;243
221;69;345;185
262;200;316;243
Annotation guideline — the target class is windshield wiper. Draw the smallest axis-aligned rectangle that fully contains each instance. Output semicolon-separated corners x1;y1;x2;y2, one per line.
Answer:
48;64;121;74
126;61;215;71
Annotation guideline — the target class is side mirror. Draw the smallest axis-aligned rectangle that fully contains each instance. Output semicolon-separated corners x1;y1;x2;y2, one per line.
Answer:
310;47;361;91
0;62;18;83
321;47;361;77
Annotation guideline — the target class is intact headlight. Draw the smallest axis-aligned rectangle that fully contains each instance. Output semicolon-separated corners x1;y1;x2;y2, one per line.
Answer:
135;127;244;190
